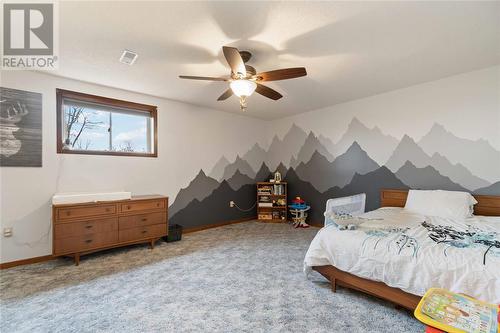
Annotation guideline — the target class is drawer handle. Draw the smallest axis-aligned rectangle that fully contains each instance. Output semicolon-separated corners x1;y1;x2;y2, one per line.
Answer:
141;230;147;234
105;208;111;212
85;225;93;229
156;203;160;207
84;239;93;244
141;218;148;222
66;211;71;216
127;205;131;210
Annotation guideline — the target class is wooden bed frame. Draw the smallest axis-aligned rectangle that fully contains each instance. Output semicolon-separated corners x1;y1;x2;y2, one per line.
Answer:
313;189;500;310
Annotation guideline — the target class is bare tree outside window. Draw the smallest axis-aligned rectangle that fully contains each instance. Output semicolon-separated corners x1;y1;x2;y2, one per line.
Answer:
64;106;103;149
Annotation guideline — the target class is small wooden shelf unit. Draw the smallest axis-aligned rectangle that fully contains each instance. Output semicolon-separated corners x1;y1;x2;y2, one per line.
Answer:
52;195;168;265
257;182;287;222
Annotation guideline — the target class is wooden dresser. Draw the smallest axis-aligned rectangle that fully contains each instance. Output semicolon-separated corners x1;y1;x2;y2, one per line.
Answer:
52;195;168;265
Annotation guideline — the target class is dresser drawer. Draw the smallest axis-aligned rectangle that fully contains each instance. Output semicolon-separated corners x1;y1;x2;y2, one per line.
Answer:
54;232;118;255
119;224;166;243
119;212;166;230
56;204;116;221
119;200;165;213
55;218;118;239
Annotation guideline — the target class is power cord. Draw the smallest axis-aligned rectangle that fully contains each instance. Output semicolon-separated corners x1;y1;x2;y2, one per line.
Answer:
232;201;257;212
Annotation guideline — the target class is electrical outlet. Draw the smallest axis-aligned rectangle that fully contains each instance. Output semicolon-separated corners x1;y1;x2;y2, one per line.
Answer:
3;227;13;237
229;201;235;208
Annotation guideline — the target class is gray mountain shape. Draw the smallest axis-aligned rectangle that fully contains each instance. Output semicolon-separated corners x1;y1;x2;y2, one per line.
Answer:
386;134;490;190
295;142;380;192
286;165;408;222
419;123;500;183
333;117;399;165
168;169;220;218
208;156;230;181
267;123;308;170
242;143;267;173
274;162;288;180
221;155;256;180
395;161;468;192
386;135;430;172
318;134;335;155
474;181;500;195
254;162;272;182
291;131;335;168
429;152;489;190
227;170;254;191
169;181;256;228
338;166;409;212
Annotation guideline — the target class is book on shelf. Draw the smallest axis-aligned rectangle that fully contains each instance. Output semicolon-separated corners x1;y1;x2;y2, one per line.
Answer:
259;195;271;202
258;203;273;207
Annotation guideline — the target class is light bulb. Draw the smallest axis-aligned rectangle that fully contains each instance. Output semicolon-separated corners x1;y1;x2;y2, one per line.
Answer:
230;79;257;97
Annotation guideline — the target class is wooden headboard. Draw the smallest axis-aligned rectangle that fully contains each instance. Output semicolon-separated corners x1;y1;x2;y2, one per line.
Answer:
380;189;500;216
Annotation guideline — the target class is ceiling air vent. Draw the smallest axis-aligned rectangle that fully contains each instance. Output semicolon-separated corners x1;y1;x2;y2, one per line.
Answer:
119;50;138;65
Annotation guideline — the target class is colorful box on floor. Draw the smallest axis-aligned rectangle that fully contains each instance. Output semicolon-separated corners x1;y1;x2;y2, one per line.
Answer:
414;288;499;333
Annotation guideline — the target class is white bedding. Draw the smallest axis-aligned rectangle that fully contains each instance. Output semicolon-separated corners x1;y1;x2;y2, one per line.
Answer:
304;207;500;303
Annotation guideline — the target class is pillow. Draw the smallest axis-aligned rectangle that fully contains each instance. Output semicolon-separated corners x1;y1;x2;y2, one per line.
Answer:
404;190;477;220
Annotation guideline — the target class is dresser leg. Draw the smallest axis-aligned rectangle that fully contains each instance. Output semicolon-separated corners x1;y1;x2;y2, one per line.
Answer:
149;239;155;249
74;253;80;266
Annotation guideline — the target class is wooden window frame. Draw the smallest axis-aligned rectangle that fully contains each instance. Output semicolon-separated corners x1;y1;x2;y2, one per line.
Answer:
56;89;158;157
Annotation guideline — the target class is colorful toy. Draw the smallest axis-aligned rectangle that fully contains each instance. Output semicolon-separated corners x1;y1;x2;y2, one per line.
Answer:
289;196;310;228
414;288;499;333
290;197;307;210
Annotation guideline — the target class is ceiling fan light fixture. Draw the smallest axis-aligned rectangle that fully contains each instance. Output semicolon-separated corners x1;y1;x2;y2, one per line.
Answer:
230;79;257;97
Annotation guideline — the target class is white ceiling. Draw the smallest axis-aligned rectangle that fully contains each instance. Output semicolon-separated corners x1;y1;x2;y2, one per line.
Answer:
53;1;500;120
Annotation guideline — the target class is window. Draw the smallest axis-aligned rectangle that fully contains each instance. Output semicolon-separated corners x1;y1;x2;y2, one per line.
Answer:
56;89;157;157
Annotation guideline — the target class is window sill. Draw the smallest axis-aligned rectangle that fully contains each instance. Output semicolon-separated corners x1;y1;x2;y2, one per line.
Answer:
57;149;157;158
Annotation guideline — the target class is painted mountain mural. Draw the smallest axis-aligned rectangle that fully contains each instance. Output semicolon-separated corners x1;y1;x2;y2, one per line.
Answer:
267;124;308;170
395;161;467;192
290;131;334;168
386;135;489;190
227;170;255;191
295;142;379;192
418;123;500;183
169;181;257;228
333;117;399;165
168;170;220;217
475;182;500;196
286;166;408;222
169;119;499;229
209;156;230;181
242;143;267;173
221;155;256;180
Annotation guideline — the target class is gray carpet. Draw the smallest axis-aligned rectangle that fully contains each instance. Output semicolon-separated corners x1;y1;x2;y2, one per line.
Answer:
0;221;422;332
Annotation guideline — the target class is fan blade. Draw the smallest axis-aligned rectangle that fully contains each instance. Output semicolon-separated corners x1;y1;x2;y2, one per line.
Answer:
222;46;246;77
255;84;283;100
179;75;228;81
255;67;307;81
217;89;233;101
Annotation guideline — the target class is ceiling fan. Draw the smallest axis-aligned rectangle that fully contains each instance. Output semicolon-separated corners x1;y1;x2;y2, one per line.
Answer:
179;46;307;111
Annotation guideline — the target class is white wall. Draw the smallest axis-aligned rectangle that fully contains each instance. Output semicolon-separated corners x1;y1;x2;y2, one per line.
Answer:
0;71;269;263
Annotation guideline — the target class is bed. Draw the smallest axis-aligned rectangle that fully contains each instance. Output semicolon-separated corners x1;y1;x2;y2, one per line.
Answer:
305;189;500;310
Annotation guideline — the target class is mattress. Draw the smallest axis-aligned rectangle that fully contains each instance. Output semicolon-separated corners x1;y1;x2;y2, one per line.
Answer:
52;191;132;205
304;207;500;303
